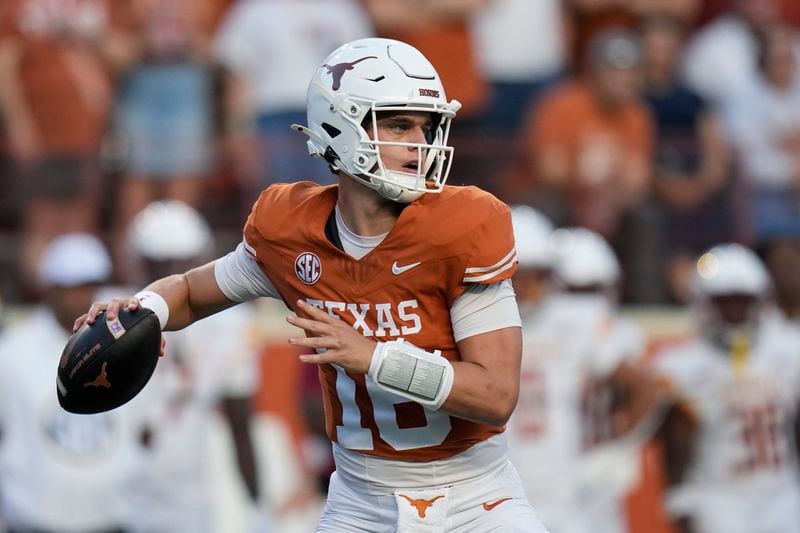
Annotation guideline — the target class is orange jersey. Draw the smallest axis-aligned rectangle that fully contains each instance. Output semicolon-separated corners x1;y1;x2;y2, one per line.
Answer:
243;182;518;461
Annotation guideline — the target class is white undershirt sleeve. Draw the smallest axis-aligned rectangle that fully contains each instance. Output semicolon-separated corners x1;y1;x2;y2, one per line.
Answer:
450;279;521;343
214;242;281;302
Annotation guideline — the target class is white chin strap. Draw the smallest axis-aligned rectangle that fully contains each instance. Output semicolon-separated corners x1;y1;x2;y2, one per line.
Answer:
341;168;426;204
375;170;426;203
376;182;424;204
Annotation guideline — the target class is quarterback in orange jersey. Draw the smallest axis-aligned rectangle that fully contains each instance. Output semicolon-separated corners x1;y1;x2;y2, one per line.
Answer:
75;38;546;532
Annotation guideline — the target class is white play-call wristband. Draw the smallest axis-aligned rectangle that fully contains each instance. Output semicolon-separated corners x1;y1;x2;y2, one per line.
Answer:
134;290;170;330
368;339;454;410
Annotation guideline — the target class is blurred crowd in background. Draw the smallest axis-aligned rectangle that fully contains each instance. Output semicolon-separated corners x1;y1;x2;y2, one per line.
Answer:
3;0;800;532
2;0;800;305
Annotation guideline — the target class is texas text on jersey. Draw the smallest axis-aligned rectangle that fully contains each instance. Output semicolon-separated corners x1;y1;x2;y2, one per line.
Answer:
243;181;518;461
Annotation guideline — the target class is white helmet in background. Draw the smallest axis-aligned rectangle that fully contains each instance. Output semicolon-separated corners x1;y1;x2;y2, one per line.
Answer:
551;227;620;288
511;205;554;269
293;38;462;204
693;243;770;298
38;233;112;288
692;243;771;346
127;200;213;261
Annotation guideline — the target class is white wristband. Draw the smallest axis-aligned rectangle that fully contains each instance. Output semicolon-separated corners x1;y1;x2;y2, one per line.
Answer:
368;339;454;410
134;290;169;330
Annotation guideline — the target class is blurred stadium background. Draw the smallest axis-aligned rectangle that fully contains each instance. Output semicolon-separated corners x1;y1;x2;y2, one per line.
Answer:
2;0;800;532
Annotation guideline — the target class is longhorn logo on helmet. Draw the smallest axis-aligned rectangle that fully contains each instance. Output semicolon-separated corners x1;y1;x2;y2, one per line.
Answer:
323;56;377;90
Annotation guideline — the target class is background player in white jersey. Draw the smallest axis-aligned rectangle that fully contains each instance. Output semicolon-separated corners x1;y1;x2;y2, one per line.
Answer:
75;38;545;532
507;224;657;533
652;243;800;533
506;206;555;316
0;234;145;532
120;201;265;533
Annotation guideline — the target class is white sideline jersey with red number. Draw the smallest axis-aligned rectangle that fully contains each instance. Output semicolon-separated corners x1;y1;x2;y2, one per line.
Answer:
243;182;518;462
506;294;644;533
653;312;800;533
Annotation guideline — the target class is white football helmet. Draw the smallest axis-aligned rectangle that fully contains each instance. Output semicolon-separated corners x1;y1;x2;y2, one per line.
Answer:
692;243;771;345
128;200;213;261
511;205;554;269
551;227;621;288
38;233;112;288
293;38;462;203
693;243;770;298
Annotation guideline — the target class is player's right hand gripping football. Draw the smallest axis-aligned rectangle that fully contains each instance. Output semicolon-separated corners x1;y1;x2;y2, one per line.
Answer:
73;297;167;357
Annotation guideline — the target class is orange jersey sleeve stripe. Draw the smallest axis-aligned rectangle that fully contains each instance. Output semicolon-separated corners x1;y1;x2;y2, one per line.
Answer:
464;247;517;274
463;248;518;283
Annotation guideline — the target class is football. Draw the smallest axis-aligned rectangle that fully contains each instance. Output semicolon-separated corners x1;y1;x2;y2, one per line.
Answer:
57;307;161;414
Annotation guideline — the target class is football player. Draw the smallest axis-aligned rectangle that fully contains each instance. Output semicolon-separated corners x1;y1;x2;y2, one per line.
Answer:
652;244;800;533
506;205;554;315
0;234;145;532
75;39;544;532
508;226;657;533
120;201;268;533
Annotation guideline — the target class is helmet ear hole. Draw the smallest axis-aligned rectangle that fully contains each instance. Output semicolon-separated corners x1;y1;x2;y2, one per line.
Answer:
321;123;341;138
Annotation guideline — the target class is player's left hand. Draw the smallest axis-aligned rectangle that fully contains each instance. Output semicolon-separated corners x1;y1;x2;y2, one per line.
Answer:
287;299;376;374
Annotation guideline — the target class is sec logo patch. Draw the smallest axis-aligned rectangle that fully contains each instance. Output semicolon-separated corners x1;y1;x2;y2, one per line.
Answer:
295;252;322;285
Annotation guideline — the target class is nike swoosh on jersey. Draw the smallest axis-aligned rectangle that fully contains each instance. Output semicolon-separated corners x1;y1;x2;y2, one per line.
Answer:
482;497;512;511
392;261;422;275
